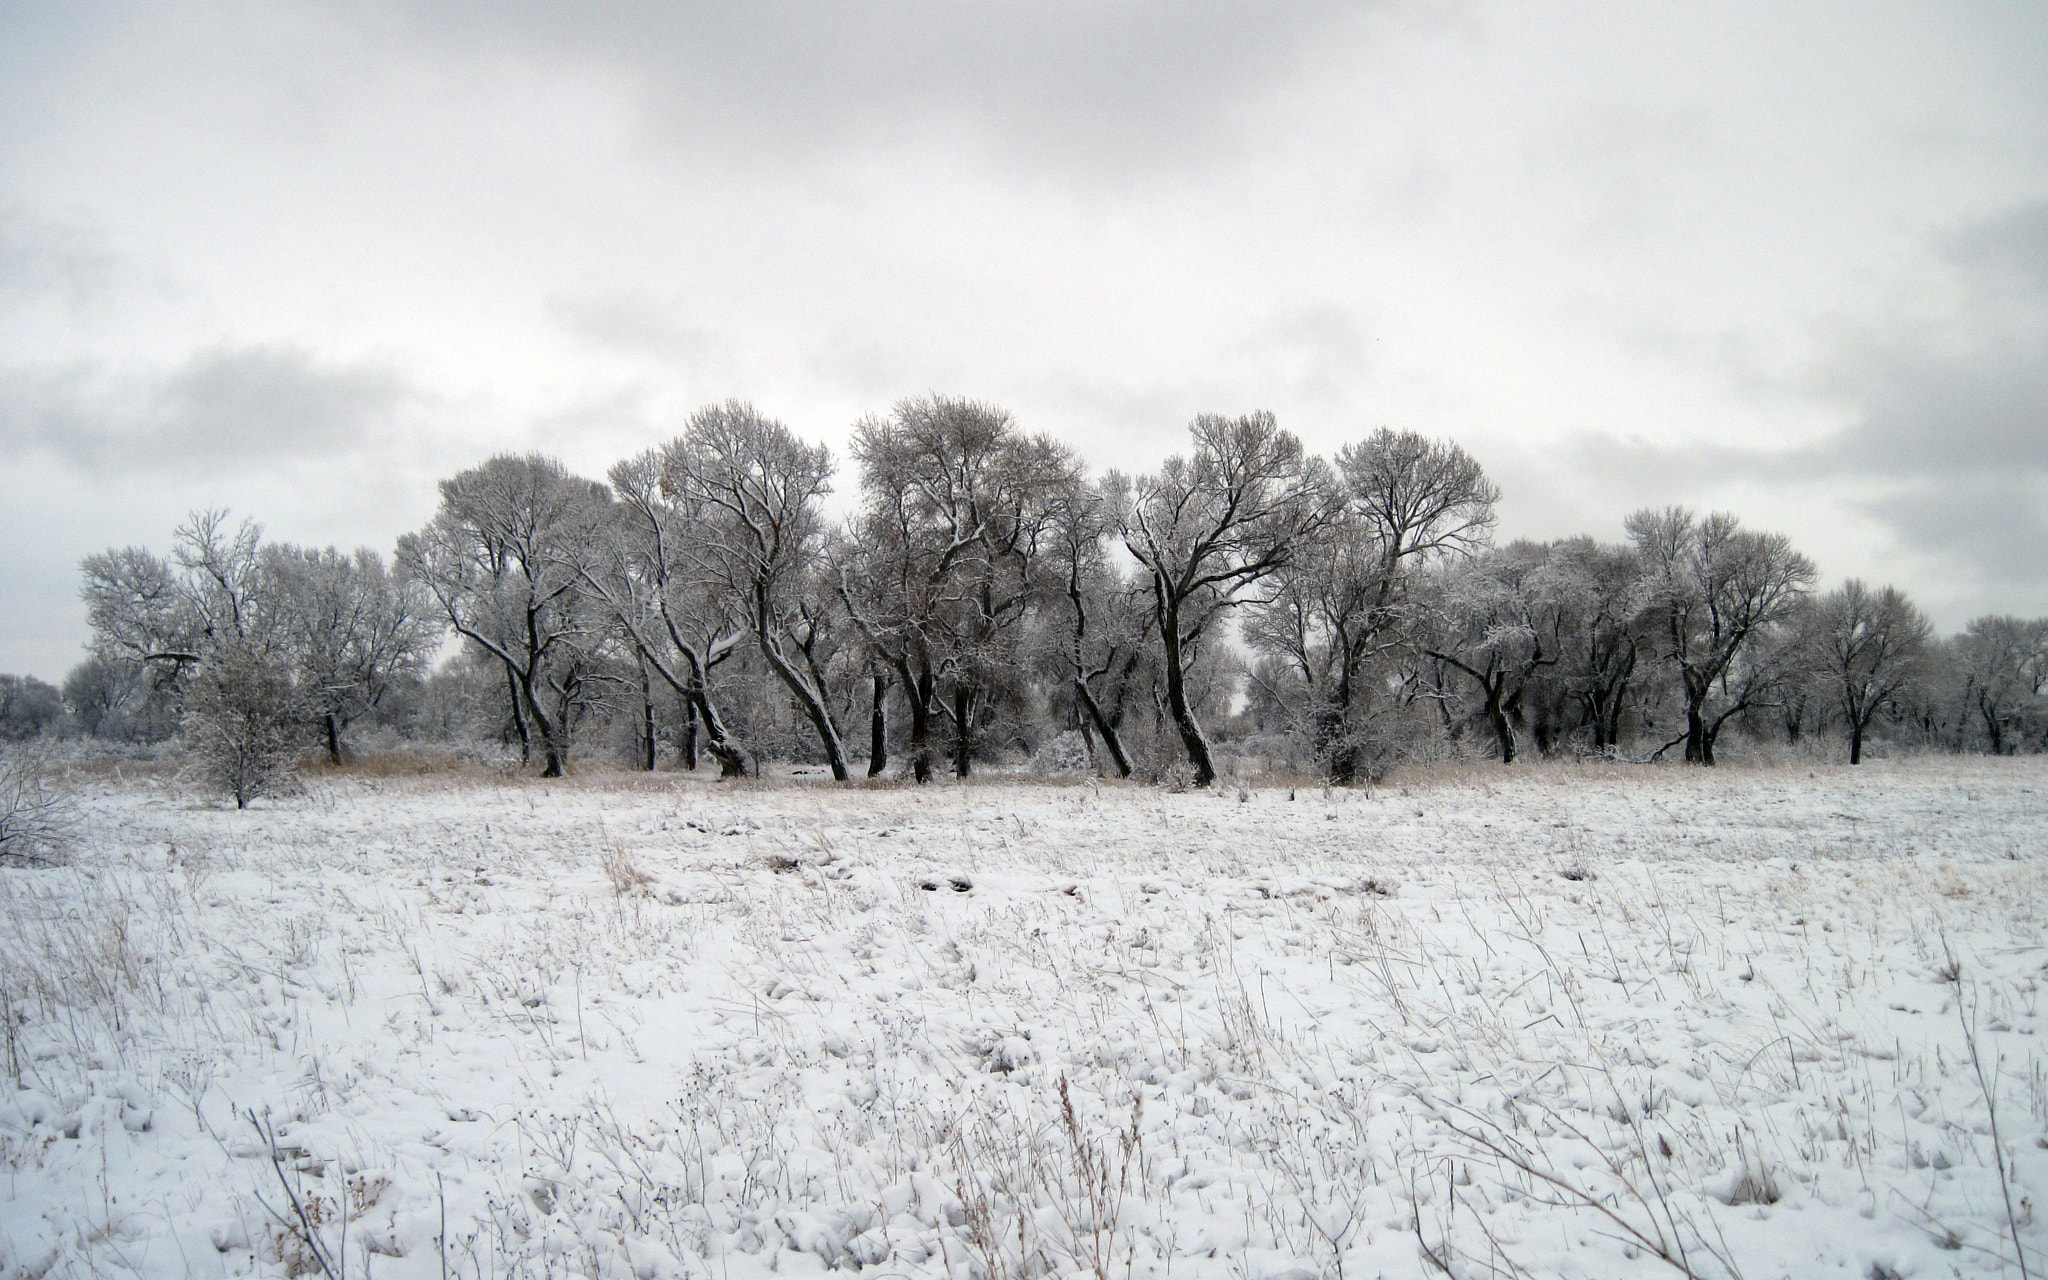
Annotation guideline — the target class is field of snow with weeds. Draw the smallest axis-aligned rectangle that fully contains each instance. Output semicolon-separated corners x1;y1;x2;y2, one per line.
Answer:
2;757;2045;1280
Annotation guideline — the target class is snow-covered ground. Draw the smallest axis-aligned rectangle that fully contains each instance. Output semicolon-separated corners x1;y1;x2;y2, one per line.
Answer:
2;757;2045;1280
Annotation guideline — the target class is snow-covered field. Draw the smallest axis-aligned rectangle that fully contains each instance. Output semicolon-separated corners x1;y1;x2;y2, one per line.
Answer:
2;758;2045;1280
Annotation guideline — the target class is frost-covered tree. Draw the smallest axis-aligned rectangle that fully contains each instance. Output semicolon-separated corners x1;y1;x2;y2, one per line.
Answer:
1536;537;1645;754
398;454;613;777
80;511;312;794
1249;429;1496;781
1626;507;1816;765
1952;615;2048;755
1041;477;1150;777
81;513;432;763
1800;580;1932;765
264;545;441;765
80;510;280;686
0;742;73;865
1416;542;1563;765
62;656;144;740
840;396;1080;780
590;449;750;776
0;675;66;740
659;402;851;781
1113;412;1334;787
181;641;307;808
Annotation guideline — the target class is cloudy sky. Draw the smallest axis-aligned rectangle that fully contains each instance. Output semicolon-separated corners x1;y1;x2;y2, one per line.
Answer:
3;1;2045;680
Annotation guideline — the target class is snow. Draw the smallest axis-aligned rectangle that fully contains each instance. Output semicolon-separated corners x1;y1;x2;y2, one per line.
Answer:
2;757;2045;1279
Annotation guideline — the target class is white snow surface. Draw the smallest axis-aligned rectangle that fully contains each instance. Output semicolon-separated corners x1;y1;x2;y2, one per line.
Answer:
2;758;2045;1280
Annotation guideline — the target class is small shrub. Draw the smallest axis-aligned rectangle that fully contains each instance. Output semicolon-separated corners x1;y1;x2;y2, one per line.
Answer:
0;743;75;866
181;645;308;809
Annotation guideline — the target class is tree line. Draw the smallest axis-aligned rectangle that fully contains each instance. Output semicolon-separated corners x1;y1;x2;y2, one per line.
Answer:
17;396;2046;800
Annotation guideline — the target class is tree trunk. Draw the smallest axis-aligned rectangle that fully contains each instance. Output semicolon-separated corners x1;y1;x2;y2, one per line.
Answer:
526;689;565;778
952;684;975;778
1318;684;1356;785
692;690;749;778
1849;718;1865;765
641;692;657;771
503;662;531;764
750;589;848;781
324;712;344;768
682;698;699;771
1485;684;1516;765
900;661;935;784
1684;695;1708;765
1160;605;1217;786
1980;699;2007;755
867;672;889;777
1074;676;1132;777
1432;651;1517;766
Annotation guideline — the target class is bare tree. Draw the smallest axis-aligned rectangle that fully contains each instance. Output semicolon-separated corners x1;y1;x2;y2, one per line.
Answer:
62;655;166;741
660;401;851;781
1800;580;1932;764
397;454;613;777
1113;412;1334;787
1626;507;1816;765
80;511;326;794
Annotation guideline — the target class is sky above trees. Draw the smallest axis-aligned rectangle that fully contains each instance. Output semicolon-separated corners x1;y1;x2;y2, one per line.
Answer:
2;0;2044;680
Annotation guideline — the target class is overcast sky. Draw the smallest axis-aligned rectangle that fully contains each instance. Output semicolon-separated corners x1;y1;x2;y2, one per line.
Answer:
3;1;2045;681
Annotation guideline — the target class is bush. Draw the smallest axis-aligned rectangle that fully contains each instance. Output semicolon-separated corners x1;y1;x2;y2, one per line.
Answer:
0;744;74;866
180;646;308;809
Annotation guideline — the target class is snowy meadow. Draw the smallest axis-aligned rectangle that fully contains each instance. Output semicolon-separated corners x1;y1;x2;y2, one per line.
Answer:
2;758;2045;1280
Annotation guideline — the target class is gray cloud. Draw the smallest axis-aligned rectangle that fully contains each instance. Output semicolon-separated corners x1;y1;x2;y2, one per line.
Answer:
1808;205;2048;480
366;0;1388;174
549;292;717;362
0;199;124;310
1573;202;2048;595
1861;474;2048;587
0;344;410;474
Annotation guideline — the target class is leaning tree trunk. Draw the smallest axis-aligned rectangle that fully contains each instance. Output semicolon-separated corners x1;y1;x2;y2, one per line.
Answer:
502;662;532;764
323;711;344;768
1431;651;1518;766
1074;676;1133;777
522;685;566;778
753;594;849;782
1159;606;1217;787
689;688;749;778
